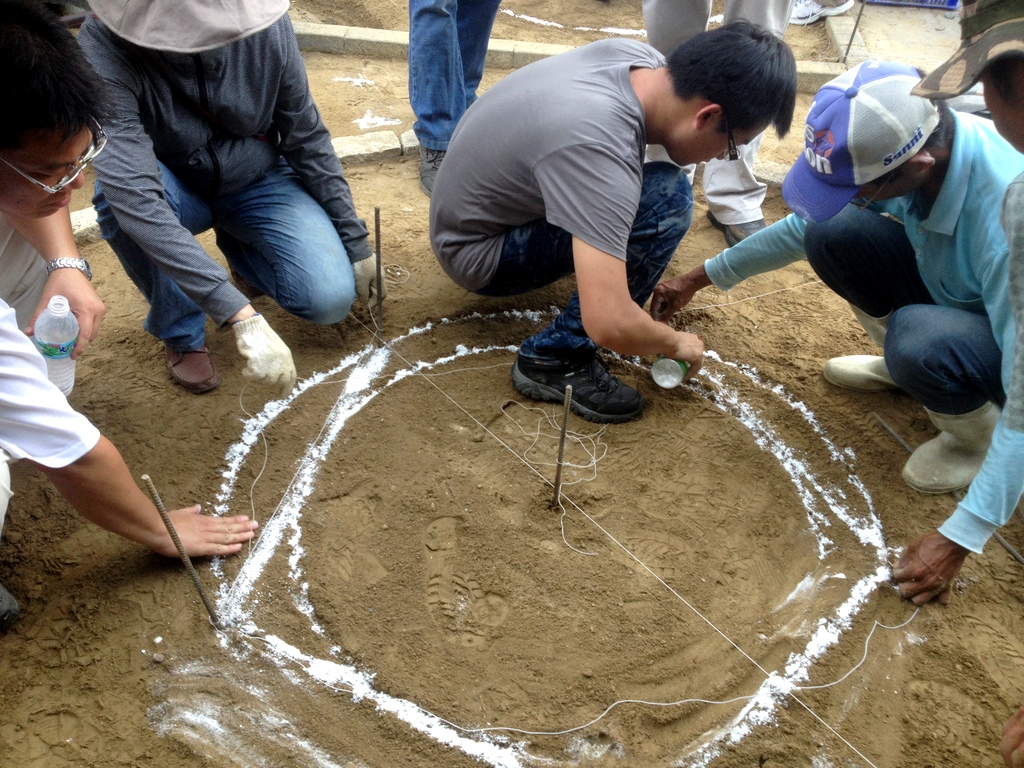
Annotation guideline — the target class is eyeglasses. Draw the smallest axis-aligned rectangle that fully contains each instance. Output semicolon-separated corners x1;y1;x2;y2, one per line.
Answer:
723;113;739;162
0;122;106;194
852;171;895;209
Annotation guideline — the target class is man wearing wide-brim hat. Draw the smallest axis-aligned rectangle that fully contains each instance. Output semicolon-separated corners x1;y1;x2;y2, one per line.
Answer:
78;0;385;396
912;2;1024;765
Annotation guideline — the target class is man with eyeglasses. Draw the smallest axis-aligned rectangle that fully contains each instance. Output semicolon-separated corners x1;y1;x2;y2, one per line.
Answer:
653;61;1024;600
642;0;796;249
0;0;257;631
77;0;385;396
429;22;796;423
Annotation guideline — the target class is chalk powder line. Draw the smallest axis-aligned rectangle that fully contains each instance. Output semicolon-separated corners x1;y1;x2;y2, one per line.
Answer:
157;311;903;767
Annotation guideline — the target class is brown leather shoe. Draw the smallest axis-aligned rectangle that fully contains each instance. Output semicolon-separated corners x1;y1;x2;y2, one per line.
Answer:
165;346;220;394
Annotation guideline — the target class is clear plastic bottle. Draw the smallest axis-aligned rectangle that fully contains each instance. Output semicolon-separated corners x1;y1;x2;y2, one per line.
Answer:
651;356;689;389
33;295;79;396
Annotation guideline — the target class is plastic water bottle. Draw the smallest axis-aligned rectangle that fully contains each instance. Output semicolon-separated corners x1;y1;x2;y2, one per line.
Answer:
33;295;78;396
651;356;689;389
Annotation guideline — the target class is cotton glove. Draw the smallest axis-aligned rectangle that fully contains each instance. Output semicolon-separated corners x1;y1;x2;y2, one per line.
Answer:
352;252;387;303
231;315;297;397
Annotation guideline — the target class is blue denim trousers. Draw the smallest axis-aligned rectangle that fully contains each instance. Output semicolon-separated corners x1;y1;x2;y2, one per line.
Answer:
408;0;502;150
805;205;1005;414
475;161;693;359
94;158;356;352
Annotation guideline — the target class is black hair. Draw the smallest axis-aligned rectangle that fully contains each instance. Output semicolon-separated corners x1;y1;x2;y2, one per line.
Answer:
986;53;1024;104
0;0;106;150
665;20;797;138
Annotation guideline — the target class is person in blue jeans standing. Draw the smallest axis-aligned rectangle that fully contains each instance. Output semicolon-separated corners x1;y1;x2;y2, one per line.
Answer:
79;0;385;396
409;0;502;197
430;23;797;423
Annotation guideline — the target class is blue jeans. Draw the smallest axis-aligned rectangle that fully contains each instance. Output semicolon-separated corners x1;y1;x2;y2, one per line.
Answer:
805;205;1005;414
94;158;356;352
477;162;693;358
409;0;502;150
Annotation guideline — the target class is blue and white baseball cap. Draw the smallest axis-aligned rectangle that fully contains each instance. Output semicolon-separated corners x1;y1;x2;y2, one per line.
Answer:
782;61;941;222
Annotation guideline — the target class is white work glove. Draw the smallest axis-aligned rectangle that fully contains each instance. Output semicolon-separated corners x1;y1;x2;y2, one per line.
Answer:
352;252;387;303
231;314;297;397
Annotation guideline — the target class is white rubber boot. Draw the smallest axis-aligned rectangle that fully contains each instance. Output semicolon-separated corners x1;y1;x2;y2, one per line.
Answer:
902;402;1001;494
822;306;897;392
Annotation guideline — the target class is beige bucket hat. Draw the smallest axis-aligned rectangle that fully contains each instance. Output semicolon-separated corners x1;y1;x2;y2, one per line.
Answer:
86;0;290;53
913;0;1024;98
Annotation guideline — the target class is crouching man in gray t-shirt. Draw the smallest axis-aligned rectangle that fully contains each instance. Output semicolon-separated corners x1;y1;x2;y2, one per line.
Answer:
429;22;796;423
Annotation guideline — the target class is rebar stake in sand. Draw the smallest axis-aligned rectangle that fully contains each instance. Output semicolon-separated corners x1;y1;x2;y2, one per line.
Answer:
141;474;228;630
870;413;1024;569
551;385;572;507
374;205;384;337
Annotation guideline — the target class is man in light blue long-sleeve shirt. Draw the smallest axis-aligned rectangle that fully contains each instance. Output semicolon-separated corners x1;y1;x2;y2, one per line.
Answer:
652;60;1024;606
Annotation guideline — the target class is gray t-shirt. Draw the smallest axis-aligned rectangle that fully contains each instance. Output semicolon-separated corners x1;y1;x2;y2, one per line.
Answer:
429;38;663;291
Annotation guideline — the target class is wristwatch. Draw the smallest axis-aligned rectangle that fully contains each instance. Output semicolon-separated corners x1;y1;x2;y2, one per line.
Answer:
45;257;92;281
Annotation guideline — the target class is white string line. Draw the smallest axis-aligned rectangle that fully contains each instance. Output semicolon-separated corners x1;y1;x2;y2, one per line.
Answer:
225;306;887;765
236;384;269;554
340;315;882;766
687;279;822;312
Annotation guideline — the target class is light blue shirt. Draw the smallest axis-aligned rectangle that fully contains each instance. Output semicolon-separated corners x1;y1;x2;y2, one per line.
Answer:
704;112;1024;553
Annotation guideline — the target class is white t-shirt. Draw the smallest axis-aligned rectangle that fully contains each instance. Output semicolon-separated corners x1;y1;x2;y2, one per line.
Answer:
0;283;99;468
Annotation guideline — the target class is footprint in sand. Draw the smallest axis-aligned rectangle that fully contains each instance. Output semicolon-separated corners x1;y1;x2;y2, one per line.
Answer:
423;517;509;650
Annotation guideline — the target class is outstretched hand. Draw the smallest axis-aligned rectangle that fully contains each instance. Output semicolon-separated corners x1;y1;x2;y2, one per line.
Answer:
650;265;712;322
153;505;259;558
1001;703;1024;767
891;530;970;605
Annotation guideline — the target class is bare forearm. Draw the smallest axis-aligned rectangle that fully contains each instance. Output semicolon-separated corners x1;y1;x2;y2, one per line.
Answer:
35;436;169;552
35;437;258;557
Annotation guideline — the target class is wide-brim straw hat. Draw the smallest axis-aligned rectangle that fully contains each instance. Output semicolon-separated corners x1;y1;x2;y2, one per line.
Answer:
914;0;1024;98
86;0;290;53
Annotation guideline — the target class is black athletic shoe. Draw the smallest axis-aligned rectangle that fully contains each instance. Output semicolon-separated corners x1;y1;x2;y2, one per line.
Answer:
0;583;20;632
511;351;644;424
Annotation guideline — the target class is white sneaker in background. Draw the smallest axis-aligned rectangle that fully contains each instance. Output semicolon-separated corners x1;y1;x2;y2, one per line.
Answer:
789;0;854;26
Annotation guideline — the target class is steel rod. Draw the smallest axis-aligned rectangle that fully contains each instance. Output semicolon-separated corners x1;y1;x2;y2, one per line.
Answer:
551;385;572;507
870;413;1024;569
843;0;869;64
141;474;227;630
374;205;384;336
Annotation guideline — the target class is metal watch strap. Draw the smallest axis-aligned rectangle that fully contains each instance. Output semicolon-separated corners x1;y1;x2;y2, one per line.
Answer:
45;257;92;281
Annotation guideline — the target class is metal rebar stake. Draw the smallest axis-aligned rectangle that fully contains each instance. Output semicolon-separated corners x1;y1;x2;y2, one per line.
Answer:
141;474;228;630
843;0;869;64
551;385;572;507
870;413;1024;568
374;205;384;338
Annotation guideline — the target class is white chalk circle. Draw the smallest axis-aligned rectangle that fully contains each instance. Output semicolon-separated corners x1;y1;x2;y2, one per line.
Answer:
158;312;892;767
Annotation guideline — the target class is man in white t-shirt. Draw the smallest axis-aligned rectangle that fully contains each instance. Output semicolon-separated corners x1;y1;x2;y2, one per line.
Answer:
0;0;257;631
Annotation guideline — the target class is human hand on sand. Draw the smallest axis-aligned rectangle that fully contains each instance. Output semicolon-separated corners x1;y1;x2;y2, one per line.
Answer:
650;265;712;322
154;505;259;558
891;530;969;605
1001;702;1024;767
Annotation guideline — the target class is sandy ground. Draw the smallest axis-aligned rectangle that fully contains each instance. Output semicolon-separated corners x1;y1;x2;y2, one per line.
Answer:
3;2;1024;767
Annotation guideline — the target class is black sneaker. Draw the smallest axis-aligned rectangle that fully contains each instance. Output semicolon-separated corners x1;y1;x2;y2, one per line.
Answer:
419;146;445;197
0;583;20;632
511;351;644;424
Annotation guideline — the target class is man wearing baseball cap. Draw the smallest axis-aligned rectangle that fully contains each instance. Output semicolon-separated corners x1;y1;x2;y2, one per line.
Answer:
911;1;1024;763
651;58;1024;599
